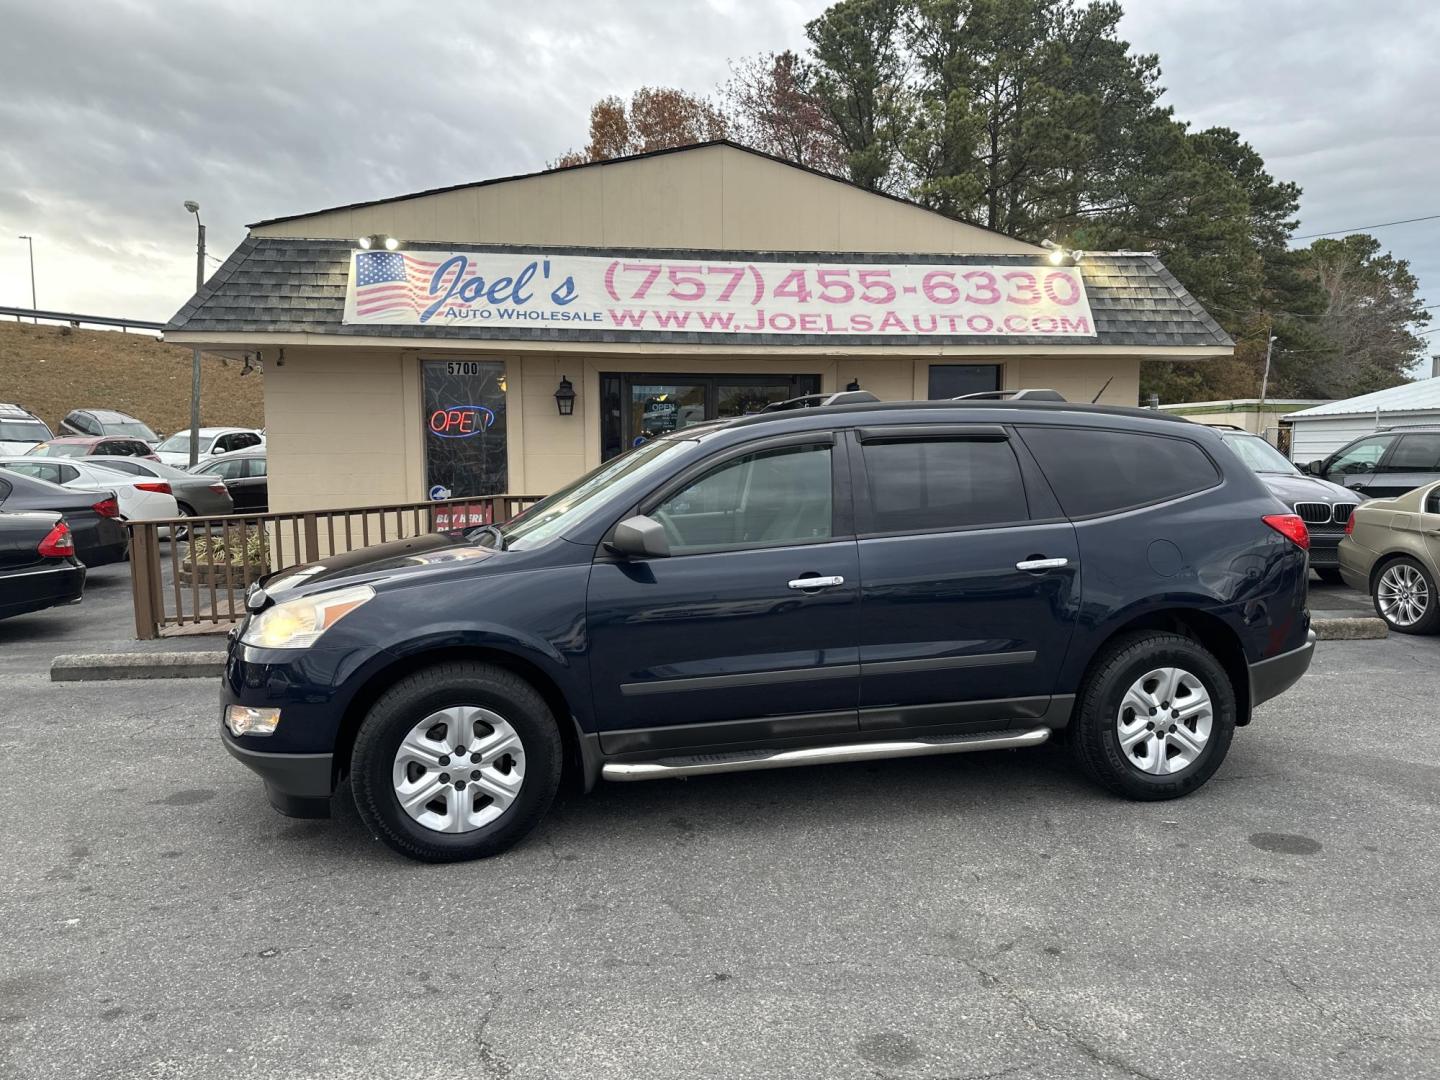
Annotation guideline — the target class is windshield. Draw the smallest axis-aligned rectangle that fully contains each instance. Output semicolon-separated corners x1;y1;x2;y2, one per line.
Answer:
103;420;158;441
493;438;696;551
1223;433;1298;474
157;433;214;453
0;420;51;443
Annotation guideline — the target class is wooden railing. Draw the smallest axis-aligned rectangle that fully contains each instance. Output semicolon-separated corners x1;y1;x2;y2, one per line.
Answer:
126;494;542;639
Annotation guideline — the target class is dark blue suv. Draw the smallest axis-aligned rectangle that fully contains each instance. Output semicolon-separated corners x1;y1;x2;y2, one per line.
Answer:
221;398;1316;862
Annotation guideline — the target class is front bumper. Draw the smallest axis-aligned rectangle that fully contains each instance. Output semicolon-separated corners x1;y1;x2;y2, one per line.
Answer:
1248;629;1317;711
221;729;334;818
1308;530;1346;568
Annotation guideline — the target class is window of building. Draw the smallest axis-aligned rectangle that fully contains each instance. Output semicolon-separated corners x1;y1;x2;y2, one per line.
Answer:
653;444;833;552
600;373;821;461
1021;427;1220;518
927;364;1001;400
422;359;508;498
861;438;1028;532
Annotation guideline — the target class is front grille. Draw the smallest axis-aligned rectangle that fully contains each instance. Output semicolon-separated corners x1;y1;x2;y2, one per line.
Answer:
1294;502;1334;525
1332;503;1357;524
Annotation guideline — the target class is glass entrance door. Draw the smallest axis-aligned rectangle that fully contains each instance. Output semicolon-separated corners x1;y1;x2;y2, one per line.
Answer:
600;373;821;460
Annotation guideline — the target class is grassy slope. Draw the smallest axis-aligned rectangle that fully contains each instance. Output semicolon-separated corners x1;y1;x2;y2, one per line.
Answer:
0;321;263;435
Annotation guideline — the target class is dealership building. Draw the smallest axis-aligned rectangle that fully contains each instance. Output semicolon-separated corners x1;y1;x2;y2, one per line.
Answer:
165;142;1233;511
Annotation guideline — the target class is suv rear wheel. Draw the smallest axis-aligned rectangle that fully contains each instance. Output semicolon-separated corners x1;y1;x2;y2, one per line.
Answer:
350;662;562;862
1069;631;1236;800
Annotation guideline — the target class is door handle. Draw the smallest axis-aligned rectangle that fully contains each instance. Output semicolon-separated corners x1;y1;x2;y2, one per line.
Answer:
1016;557;1069;572
788;575;845;590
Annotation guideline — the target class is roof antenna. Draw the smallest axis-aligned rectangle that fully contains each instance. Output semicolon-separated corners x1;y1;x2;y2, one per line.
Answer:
1091;377;1114;404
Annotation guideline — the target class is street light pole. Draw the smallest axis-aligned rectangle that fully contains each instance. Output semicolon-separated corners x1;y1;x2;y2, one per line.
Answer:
17;235;36;322
184;202;205;468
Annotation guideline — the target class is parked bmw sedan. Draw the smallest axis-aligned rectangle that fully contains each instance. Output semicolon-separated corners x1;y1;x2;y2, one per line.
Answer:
221;395;1315;862
0;512;85;620
1214;428;1360;583
1339;478;1440;634
0;470;127;566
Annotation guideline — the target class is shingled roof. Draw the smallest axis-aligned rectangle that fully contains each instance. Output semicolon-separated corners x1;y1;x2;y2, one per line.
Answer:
166;238;1232;350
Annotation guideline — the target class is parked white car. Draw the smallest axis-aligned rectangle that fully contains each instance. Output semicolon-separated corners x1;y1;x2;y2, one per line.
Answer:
0;403;54;456
154;427;264;469
0;457;181;521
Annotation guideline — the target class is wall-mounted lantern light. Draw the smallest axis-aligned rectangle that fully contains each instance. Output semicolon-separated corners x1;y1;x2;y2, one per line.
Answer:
554;375;576;416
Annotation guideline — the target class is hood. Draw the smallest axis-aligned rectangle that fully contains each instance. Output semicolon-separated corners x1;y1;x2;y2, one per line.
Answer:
1252;472;1360;506
257;531;500;601
0;440;40;455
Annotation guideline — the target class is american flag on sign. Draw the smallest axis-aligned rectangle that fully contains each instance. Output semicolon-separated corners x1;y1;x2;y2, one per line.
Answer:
352;251;453;321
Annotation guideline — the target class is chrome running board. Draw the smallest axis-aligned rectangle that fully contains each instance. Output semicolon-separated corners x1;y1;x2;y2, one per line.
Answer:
601;727;1051;782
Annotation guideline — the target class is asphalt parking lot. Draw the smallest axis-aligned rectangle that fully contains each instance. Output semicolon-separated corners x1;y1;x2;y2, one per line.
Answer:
1;574;1438;1079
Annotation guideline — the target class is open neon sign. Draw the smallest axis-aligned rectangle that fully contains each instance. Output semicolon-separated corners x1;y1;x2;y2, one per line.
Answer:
428;405;496;439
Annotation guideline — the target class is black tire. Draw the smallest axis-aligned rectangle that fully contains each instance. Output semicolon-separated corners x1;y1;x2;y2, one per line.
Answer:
1371;556;1440;635
350;662;562;862
1314;567;1345;586
170;503;193;541
1069;631;1237;801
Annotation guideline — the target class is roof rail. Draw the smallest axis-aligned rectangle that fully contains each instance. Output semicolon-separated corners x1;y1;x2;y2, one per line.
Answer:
952;388;1066;402
761;390;881;413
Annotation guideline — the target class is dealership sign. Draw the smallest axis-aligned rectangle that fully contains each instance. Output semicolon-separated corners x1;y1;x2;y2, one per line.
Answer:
344;250;1097;338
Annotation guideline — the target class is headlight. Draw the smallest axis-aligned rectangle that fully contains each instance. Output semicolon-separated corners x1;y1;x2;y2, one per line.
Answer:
239;584;374;648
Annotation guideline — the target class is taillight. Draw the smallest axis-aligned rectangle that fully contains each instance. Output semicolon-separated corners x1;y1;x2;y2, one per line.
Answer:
135;482;172;494
38;522;74;558
92;496;120;518
209;483;228;495
1263;513;1310;550
1345;514;1356;536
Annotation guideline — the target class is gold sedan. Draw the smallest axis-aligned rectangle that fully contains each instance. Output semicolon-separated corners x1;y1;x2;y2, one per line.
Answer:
1339;479;1440;634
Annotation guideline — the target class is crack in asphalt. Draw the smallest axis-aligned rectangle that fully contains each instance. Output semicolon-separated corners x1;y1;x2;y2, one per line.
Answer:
958;957;1165;1080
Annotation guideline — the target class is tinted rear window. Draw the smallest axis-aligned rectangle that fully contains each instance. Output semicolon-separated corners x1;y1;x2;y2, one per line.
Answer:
861;438;1028;532
1020;426;1220;518
1384;434;1440;472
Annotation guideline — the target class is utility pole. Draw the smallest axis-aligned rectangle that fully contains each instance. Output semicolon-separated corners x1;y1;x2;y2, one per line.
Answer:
184;202;205;467
1258;325;1278;440
17;235;35;322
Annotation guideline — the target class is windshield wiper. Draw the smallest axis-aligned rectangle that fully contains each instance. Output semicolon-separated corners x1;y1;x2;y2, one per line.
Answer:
466;523;508;550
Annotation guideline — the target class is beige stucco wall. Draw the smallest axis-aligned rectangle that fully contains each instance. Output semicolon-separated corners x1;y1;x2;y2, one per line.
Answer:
251;144;1041;256
263;346;1142;511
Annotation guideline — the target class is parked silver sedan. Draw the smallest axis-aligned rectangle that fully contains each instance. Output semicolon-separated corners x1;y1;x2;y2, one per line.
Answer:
83;456;234;518
1339;478;1440;634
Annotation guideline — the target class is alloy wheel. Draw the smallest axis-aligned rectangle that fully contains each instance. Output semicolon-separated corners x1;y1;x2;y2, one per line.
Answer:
1115;666;1213;776
1376;564;1430;627
391;705;525;833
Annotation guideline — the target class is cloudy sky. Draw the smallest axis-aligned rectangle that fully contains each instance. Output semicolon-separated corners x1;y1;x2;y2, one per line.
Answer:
1;0;1436;348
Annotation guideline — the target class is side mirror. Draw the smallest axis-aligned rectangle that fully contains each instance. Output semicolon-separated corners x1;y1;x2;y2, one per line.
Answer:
1304;459;1325;476
607;515;671;559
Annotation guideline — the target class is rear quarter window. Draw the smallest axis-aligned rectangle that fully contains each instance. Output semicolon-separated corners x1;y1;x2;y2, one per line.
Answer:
1019;426;1221;518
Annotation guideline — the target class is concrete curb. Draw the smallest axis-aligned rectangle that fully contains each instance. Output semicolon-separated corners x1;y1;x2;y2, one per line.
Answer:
1311;617;1388;641
51;652;227;682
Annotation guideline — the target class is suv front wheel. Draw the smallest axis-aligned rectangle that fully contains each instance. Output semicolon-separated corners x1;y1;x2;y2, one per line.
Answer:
350;662;563;862
1069;632;1237;800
